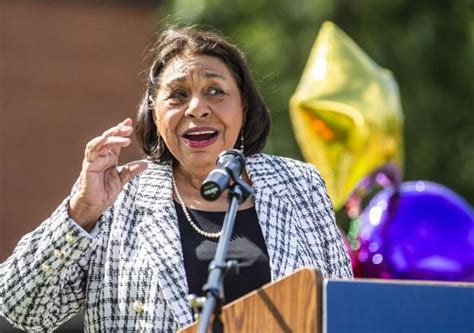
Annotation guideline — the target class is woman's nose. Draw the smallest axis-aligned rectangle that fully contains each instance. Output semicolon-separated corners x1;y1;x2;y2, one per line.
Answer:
185;96;210;118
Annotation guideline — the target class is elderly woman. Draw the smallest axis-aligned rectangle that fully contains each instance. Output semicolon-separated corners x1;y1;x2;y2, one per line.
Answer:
0;26;352;332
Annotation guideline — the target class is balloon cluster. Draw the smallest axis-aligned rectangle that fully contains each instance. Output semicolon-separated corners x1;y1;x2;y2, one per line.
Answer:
291;21;474;282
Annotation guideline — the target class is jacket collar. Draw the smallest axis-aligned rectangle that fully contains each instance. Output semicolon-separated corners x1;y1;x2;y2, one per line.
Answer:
134;154;290;211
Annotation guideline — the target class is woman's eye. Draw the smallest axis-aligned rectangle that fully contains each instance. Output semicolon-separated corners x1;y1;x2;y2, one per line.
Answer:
208;87;224;96
168;90;188;102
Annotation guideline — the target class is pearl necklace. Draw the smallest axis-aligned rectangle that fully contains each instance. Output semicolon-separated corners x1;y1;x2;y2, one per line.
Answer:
171;173;222;239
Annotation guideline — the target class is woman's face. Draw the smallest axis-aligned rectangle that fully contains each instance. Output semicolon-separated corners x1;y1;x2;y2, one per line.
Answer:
153;54;244;175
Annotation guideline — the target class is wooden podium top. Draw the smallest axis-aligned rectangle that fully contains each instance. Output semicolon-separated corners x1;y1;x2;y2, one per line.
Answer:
179;267;322;333
179;267;474;333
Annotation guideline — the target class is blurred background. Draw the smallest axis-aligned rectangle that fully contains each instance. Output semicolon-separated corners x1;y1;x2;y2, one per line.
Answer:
0;0;473;331
1;0;473;261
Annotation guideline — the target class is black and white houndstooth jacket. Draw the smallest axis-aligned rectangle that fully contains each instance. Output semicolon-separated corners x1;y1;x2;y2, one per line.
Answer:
0;153;353;332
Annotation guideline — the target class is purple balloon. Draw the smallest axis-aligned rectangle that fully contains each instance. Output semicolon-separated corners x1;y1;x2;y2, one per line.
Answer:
354;181;474;281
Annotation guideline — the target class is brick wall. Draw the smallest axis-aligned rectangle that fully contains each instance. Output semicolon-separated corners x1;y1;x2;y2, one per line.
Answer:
0;1;156;261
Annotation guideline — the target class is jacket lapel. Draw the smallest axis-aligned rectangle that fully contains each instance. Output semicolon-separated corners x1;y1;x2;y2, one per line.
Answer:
246;155;300;280
135;162;193;328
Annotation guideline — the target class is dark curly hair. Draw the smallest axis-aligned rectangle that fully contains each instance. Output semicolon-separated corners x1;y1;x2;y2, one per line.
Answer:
135;26;271;162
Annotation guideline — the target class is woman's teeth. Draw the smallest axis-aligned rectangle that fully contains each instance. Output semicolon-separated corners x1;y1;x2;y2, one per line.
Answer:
184;130;218;141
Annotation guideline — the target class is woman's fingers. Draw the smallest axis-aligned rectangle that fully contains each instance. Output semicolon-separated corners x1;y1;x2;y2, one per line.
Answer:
71;119;140;228
102;118;133;138
85;136;131;162
96;137;131;157
118;160;148;185
86;150;119;172
84;119;135;162
101;118;134;156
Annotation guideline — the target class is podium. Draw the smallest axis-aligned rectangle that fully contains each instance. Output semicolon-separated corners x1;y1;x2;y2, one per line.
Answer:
179;267;474;333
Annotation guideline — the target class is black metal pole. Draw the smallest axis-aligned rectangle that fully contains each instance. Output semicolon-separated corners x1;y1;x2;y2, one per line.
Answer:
197;184;246;333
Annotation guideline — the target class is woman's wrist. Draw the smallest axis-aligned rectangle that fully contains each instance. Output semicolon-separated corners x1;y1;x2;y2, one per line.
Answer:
68;195;102;232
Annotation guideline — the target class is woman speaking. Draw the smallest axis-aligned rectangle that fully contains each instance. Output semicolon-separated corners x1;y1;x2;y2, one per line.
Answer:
0;26;352;332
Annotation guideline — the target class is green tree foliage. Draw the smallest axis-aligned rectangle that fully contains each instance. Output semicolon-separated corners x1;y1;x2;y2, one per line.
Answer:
159;0;474;203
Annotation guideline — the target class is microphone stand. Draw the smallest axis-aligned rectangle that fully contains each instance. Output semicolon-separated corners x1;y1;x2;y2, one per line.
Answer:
197;175;253;333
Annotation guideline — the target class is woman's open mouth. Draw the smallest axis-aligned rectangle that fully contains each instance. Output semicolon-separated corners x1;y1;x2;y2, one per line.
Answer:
182;127;219;148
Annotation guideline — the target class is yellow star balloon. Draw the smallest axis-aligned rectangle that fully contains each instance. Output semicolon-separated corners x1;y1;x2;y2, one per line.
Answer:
290;21;404;210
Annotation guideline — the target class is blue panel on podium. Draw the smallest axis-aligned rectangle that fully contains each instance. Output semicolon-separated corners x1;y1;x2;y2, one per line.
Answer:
323;279;474;333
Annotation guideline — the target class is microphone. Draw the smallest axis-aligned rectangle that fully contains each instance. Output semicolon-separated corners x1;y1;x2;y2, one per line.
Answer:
200;149;246;201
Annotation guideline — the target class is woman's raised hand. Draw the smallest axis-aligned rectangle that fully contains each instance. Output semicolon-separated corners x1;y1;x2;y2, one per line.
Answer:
68;118;148;231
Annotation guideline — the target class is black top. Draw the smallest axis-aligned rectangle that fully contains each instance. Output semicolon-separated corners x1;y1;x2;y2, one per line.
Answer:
175;201;271;304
